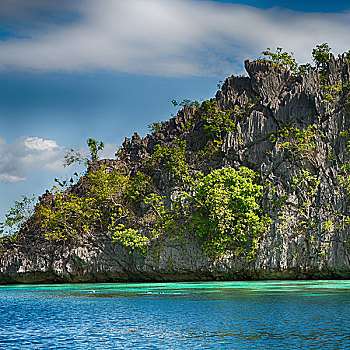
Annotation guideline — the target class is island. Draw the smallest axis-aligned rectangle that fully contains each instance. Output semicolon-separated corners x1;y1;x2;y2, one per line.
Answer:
1;45;350;283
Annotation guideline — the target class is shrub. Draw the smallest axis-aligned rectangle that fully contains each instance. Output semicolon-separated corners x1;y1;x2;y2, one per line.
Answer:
190;167;270;258
312;43;331;72
0;195;37;236
261;47;299;73
201;101;235;140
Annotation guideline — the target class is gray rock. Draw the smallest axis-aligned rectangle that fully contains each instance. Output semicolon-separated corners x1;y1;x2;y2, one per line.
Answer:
2;56;350;283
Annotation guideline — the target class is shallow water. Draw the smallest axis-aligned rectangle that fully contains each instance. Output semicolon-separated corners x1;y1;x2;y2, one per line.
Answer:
0;280;350;349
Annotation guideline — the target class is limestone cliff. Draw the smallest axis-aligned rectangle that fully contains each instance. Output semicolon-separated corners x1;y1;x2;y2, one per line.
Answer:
2;53;350;283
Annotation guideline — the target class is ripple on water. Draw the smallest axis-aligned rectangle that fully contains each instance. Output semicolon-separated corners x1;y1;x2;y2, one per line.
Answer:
0;280;350;349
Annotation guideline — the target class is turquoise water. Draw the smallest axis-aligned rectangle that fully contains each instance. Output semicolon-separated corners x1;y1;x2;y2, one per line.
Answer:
1;280;350;349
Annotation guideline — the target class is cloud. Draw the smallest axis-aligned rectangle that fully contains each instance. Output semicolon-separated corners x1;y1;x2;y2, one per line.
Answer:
0;135;120;183
0;174;26;182
0;136;66;183
0;0;349;76
24;137;59;151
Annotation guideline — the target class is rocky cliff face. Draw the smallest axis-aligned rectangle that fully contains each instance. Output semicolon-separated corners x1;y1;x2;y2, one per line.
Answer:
2;54;350;283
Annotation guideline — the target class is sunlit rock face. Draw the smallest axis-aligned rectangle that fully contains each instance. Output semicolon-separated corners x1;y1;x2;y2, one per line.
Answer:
2;55;350;283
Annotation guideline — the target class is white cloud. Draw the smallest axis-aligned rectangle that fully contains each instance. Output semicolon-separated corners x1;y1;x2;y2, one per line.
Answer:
0;136;120;183
0;136;66;183
0;0;349;76
24;137;59;151
0;174;26;183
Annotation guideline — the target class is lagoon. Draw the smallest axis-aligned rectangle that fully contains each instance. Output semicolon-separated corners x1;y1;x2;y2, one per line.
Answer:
0;280;350;349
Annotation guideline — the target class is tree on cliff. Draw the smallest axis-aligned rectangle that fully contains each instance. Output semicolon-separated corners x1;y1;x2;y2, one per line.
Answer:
64;138;104;168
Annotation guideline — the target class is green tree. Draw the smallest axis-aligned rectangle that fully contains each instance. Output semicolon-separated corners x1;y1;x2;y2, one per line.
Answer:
64;138;104;167
38;167;143;240
312;43;331;72
87;138;104;163
261;47;299;73
190;167;270;258
201;100;235;140
0;195;36;237
37;166;168;252
148;121;165;135
171;99;200;108
149;140;189;183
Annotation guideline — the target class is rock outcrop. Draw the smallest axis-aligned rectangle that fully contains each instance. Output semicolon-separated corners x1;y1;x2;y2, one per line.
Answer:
2;54;350;283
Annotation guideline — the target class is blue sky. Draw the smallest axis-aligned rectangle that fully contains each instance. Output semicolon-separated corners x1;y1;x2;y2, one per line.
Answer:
1;0;350;223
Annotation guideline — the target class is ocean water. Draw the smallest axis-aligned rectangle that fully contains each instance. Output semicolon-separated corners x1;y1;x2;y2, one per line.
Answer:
0;280;350;349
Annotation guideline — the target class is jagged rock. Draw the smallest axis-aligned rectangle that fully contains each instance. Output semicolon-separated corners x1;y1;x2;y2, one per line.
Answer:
2;55;350;283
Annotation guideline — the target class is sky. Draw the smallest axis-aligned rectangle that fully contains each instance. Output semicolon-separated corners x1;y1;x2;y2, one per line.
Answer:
1;0;350;223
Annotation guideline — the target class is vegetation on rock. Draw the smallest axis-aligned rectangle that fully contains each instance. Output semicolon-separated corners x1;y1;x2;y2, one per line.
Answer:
4;43;350;269
64;138;104;167
189;167;270;258
0;195;36;237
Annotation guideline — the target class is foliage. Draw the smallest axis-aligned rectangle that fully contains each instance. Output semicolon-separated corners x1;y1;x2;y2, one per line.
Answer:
112;225;149;252
171;99;200;108
261;47;299;73
38;160;271;260
298;63;312;75
0;195;37;236
289;169;321;259
63;148;85;167
87;138;104;163
35;88;271;259
189;167;270;258
143;193;177;238
54;172;79;190
38;164;180;253
181;118;195;132
149;140;189;182
11;43;350;262
322;220;334;233
64;138;104;167
269;134;276;143
321;80;342;103
111;182;179;252
38;168;151;242
276;169;320;255
38;187;99;240
338;162;350;195
148;121;165;135
200;100;235;140
196;140;223;159
260;44;333;78
115;147;126;160
345;51;350;62
312;43;331;72
292;170;320;199
339;129;350;139
310;43;342;107
337;130;350;207
278;125;317;160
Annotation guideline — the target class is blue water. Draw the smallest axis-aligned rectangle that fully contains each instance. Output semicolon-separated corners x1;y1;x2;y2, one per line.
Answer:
0;280;350;349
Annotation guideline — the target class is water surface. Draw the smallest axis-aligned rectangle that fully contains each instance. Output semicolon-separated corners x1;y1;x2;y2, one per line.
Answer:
1;280;349;349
